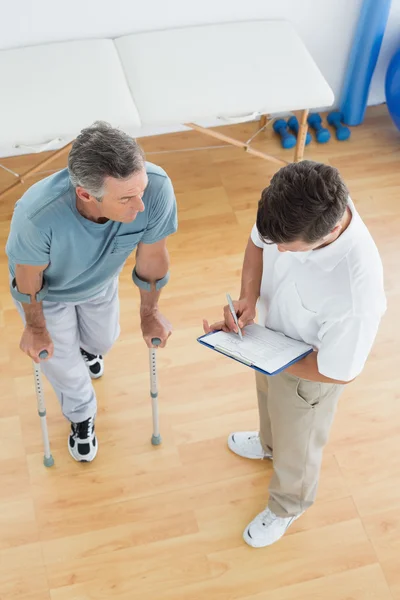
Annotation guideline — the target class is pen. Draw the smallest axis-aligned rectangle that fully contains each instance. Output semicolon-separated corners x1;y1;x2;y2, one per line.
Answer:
226;293;243;340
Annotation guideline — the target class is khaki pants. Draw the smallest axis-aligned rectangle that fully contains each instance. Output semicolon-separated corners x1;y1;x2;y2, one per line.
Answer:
256;370;343;517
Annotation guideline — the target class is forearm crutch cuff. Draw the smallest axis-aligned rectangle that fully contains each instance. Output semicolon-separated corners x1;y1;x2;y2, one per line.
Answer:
132;267;170;291
10;276;49;304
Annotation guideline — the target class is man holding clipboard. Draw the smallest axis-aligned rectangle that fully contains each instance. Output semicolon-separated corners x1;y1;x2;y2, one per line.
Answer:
203;161;386;548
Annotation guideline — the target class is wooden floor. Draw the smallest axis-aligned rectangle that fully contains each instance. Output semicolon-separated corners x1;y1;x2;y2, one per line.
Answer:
0;105;399;600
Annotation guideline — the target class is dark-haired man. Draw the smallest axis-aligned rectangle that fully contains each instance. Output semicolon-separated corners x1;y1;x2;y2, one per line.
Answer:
203;161;386;547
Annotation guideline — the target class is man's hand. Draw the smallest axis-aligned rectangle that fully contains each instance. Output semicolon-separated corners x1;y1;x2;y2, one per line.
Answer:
20;326;54;363
135;239;172;348
203;297;256;334
141;309;172;348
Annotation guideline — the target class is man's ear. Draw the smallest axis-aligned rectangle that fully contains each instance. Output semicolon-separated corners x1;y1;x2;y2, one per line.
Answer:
76;187;93;203
331;223;341;235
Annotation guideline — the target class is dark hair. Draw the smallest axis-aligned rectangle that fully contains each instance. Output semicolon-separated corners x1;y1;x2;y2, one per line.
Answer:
256;161;349;244
68;121;145;199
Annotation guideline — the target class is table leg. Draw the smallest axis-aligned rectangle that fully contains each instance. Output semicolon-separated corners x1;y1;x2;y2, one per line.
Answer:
294;109;309;162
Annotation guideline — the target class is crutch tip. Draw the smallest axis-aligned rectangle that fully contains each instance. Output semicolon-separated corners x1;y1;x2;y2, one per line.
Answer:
151;434;162;446
43;455;55;467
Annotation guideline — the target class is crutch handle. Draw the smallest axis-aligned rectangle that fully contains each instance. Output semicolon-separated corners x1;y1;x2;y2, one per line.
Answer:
151;338;161;347
38;350;49;360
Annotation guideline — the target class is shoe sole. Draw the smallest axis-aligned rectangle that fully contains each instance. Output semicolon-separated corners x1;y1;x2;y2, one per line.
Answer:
88;369;103;380
227;434;273;461
68;439;98;463
243;529;271;548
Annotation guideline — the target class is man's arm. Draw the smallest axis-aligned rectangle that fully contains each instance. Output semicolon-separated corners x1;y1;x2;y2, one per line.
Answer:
239;237;263;308
135;239;172;347
14;264;54;362
288;314;382;385
286;352;352;385
135;239;169;311
15;264;48;329
204;236;263;333
226;236;263;330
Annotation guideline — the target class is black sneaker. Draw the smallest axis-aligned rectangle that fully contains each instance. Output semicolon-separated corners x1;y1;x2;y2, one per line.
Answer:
80;348;104;379
68;416;98;462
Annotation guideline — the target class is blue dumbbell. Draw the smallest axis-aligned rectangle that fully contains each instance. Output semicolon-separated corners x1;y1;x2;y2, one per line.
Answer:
327;111;351;141
307;113;331;144
273;119;296;149
287;116;312;145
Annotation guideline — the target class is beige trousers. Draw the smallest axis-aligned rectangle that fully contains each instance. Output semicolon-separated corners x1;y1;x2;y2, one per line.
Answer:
256;370;343;517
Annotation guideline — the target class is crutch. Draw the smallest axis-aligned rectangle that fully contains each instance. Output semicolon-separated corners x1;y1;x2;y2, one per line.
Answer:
33;350;54;467
149;337;162;445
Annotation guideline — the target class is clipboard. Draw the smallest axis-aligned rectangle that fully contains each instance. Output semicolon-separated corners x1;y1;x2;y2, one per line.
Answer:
197;327;313;376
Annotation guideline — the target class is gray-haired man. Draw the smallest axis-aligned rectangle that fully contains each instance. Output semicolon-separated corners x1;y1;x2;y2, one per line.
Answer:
6;122;177;462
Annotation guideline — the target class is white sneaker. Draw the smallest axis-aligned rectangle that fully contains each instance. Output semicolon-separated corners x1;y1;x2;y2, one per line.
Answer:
68;416;98;462
80;348;104;379
228;432;272;460
243;507;303;548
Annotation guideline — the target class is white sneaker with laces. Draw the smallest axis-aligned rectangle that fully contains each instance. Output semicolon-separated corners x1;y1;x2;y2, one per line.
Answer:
243;507;303;548
228;432;272;460
68;416;98;462
80;348;104;379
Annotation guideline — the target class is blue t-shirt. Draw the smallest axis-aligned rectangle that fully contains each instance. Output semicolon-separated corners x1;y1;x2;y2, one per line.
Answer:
6;163;177;302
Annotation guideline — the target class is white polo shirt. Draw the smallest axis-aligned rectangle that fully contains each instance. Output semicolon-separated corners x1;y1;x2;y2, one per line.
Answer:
251;197;386;382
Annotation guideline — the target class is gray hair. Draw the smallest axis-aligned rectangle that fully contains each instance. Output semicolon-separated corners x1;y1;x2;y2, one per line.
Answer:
68;121;145;200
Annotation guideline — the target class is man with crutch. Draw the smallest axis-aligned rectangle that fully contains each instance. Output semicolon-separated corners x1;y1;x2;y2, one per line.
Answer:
6;121;177;463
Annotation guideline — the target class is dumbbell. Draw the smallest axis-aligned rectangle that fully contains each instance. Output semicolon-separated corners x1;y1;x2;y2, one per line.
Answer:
327;111;351;141
287;116;312;145
273;119;296;149
307;113;331;144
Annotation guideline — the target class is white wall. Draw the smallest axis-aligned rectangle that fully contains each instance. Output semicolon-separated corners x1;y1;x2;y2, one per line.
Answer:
1;0;400;151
